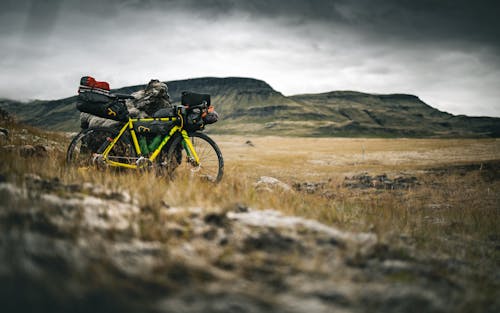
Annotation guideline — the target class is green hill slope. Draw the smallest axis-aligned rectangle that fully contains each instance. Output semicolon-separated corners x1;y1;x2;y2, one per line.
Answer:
1;77;499;137
290;91;500;137
0;97;80;131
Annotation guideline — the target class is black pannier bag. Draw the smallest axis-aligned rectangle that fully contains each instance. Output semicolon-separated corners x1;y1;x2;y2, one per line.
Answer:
77;76;129;121
203;107;219;124
134;120;175;135
186;108;205;132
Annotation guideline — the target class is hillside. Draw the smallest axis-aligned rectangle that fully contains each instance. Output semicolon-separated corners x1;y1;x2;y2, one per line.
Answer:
290;91;500;137
1;77;499;137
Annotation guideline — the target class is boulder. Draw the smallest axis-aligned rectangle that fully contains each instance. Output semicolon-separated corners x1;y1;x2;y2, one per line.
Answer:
293;181;328;193
0;128;8;144
255;176;292;192
0;177;475;313
344;173;419;190
19;144;48;157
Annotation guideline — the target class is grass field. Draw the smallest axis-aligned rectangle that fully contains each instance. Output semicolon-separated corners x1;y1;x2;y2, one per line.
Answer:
215;135;500;246
215;135;500;177
1;121;499;310
2;123;499;241
215;135;500;309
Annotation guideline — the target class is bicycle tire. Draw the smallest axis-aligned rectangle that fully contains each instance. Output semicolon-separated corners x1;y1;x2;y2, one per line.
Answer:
158;132;224;182
66;127;135;169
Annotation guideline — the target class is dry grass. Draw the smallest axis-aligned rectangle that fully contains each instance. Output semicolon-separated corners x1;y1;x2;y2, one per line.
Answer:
213;135;499;251
1;123;499;281
213;135;500;179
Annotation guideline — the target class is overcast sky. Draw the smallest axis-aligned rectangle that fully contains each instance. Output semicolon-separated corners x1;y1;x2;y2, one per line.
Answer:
1;0;499;117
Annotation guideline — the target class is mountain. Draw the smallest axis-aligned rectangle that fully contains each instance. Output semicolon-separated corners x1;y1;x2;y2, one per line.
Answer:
290;91;500;137
1;77;499;137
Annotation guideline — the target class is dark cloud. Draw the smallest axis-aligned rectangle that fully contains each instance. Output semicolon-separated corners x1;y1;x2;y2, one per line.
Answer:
24;0;62;34
3;0;499;49
0;0;499;117
142;0;500;50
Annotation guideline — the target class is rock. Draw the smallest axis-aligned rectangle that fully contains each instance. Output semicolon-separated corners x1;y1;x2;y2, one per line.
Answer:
243;228;299;253
293;181;328;193
343;172;372;189
19;144;48;157
392;176;419;189
81;182;131;202
344;173;419;190
264;122;277;128
20;145;32;156
228;209;376;246
0;178;479;313
0;144;16;153
204;212;229;228
25;173;81;193
0;130;8;144
255;176;292;192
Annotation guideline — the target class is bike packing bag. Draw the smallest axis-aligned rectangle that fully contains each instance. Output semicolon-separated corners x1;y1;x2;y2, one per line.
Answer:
76;94;129;122
202;106;219;125
152;108;176;118
134;120;175;134
76;76;128;121
80;76;110;91
181;91;211;107
185;107;205;132
185;106;218;131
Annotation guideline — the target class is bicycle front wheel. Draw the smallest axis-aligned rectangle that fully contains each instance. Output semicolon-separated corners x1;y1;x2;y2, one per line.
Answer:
66;127;135;169
162;132;224;182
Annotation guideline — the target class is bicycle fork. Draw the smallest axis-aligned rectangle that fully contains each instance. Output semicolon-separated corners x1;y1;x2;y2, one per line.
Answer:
180;131;200;166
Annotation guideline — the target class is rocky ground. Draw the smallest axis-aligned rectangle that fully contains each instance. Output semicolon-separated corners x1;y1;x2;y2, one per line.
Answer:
0;113;498;313
0;173;490;313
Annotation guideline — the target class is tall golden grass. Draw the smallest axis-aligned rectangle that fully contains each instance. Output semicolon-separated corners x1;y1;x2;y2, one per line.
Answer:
1;123;499;272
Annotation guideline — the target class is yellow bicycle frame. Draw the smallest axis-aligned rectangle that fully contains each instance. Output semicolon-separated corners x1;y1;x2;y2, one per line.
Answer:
101;117;200;169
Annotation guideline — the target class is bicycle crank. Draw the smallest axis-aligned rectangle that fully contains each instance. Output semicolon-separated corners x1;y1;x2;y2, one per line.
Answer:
92;153;107;169
136;156;152;169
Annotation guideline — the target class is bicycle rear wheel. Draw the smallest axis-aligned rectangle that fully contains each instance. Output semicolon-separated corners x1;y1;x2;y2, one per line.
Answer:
66;127;135;169
160;132;224;182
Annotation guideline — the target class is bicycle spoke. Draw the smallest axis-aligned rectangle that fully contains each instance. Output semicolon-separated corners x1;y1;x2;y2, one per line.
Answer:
160;132;223;182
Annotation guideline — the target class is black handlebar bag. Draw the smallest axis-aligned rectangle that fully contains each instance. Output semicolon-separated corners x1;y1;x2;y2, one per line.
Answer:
181;91;211;107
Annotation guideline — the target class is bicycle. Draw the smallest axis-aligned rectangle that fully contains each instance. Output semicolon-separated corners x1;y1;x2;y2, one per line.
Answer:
66;93;224;182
